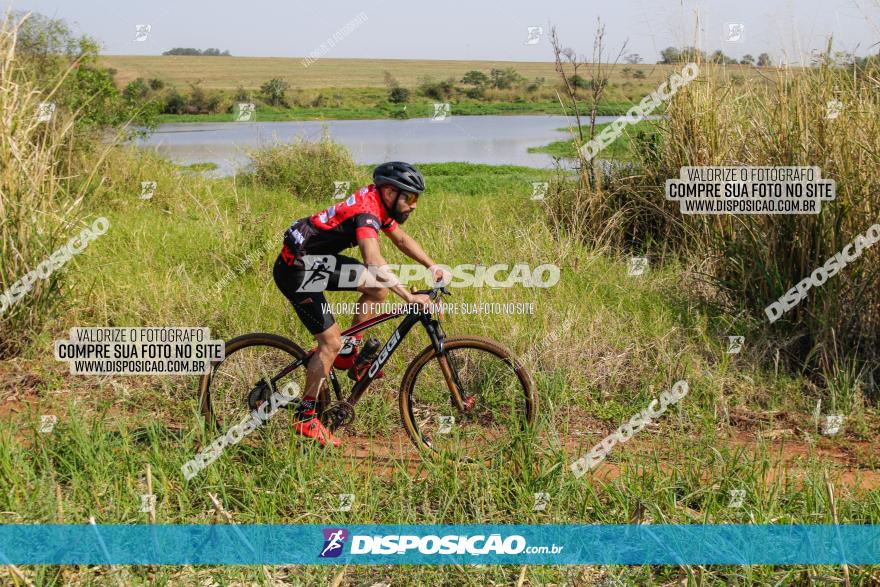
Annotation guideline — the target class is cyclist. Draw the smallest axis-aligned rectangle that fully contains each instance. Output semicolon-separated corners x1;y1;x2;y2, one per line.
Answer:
274;161;444;446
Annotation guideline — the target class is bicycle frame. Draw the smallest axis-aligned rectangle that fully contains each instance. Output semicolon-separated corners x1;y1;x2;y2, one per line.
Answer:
267;297;467;412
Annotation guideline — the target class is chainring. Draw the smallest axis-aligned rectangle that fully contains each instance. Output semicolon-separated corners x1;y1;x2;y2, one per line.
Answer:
322;400;356;429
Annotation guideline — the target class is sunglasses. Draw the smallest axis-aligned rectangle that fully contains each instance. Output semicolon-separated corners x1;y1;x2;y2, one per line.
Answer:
400;191;419;205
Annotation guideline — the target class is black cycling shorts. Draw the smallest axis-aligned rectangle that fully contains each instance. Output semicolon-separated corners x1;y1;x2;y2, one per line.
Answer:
273;247;365;335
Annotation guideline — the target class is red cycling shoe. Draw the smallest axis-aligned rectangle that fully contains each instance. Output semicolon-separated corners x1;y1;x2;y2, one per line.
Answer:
293;416;341;447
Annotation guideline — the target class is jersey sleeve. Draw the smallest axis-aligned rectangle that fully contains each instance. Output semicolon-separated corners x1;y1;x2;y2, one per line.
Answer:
381;218;398;233
354;213;381;240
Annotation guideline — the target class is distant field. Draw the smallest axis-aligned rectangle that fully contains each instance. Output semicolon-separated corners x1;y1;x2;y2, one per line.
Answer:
99;55;767;90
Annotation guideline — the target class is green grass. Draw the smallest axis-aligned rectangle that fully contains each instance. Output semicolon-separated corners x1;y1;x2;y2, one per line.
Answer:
176;162;219;172
156;99;637;123
529;120;660;160
2;151;877;584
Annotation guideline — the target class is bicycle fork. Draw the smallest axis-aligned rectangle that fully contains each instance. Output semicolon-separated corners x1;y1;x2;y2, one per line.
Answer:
423;316;474;412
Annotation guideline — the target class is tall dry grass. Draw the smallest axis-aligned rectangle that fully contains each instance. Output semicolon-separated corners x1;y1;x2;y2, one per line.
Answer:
544;55;880;400
0;13;111;357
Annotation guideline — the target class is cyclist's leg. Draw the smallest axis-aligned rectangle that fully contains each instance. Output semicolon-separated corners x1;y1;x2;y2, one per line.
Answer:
327;253;389;326
273;252;341;445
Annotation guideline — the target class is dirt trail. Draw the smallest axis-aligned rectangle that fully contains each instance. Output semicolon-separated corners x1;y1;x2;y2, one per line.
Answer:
2;360;877;489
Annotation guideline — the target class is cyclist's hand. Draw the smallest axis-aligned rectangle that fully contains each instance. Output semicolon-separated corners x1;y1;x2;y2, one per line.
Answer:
428;264;452;287
407;292;432;311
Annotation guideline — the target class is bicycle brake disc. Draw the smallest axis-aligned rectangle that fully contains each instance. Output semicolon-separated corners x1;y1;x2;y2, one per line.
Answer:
322;401;356;429
246;379;272;412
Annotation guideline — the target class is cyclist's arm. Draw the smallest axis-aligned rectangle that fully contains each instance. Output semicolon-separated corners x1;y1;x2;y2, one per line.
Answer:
357;236;415;302
386;225;437;269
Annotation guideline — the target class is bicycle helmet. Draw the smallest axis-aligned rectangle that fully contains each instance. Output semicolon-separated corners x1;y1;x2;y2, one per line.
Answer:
373;161;425;194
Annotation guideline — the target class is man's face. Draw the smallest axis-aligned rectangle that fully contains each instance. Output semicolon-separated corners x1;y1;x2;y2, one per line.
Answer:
380;185;418;223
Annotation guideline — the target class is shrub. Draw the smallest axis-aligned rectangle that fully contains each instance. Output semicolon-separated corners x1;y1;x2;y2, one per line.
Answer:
461;70;489;86
465;86;485;100
526;77;545;92
489;67;524;89
388;86;409;103
187;84;222;114
260;78;290;107
164;89;187;114
247;134;359;199
233;85;250;102
123;77;149;101
569;75;593;89
417;76;456;101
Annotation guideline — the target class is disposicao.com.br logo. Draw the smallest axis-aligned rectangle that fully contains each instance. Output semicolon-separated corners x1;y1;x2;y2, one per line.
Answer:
318;528;563;557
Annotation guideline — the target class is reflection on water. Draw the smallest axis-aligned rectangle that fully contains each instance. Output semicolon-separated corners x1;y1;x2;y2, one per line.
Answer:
134;114;624;176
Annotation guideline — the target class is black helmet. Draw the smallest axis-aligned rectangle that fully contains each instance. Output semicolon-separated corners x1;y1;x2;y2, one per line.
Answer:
373;161;425;194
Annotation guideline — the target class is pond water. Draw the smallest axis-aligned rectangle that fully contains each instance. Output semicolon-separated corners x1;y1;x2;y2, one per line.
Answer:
135;114;624;175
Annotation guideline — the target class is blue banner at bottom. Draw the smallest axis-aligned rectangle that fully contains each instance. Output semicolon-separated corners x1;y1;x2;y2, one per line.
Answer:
0;525;877;565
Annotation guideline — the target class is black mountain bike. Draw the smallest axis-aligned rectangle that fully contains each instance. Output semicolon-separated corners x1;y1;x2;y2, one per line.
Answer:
197;287;537;462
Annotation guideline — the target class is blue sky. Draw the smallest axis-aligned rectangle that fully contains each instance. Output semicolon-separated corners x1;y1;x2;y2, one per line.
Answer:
6;0;879;63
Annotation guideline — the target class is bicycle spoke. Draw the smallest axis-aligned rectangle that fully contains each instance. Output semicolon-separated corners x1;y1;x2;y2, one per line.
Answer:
406;343;530;461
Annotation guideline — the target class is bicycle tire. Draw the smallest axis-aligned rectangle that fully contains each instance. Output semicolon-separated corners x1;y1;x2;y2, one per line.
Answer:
398;336;537;462
197;332;314;430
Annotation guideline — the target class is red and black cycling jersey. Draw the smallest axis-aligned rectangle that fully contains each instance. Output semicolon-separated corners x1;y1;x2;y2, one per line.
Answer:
283;184;398;255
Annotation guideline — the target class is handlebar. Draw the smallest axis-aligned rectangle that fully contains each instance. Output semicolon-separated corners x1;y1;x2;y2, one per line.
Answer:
409;285;452;301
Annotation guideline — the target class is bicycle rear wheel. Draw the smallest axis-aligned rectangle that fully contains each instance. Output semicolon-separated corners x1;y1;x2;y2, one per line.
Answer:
398;336;537;462
197;333;312;444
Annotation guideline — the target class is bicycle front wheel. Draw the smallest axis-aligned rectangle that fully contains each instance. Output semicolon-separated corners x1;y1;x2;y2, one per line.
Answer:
398;336;537;462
